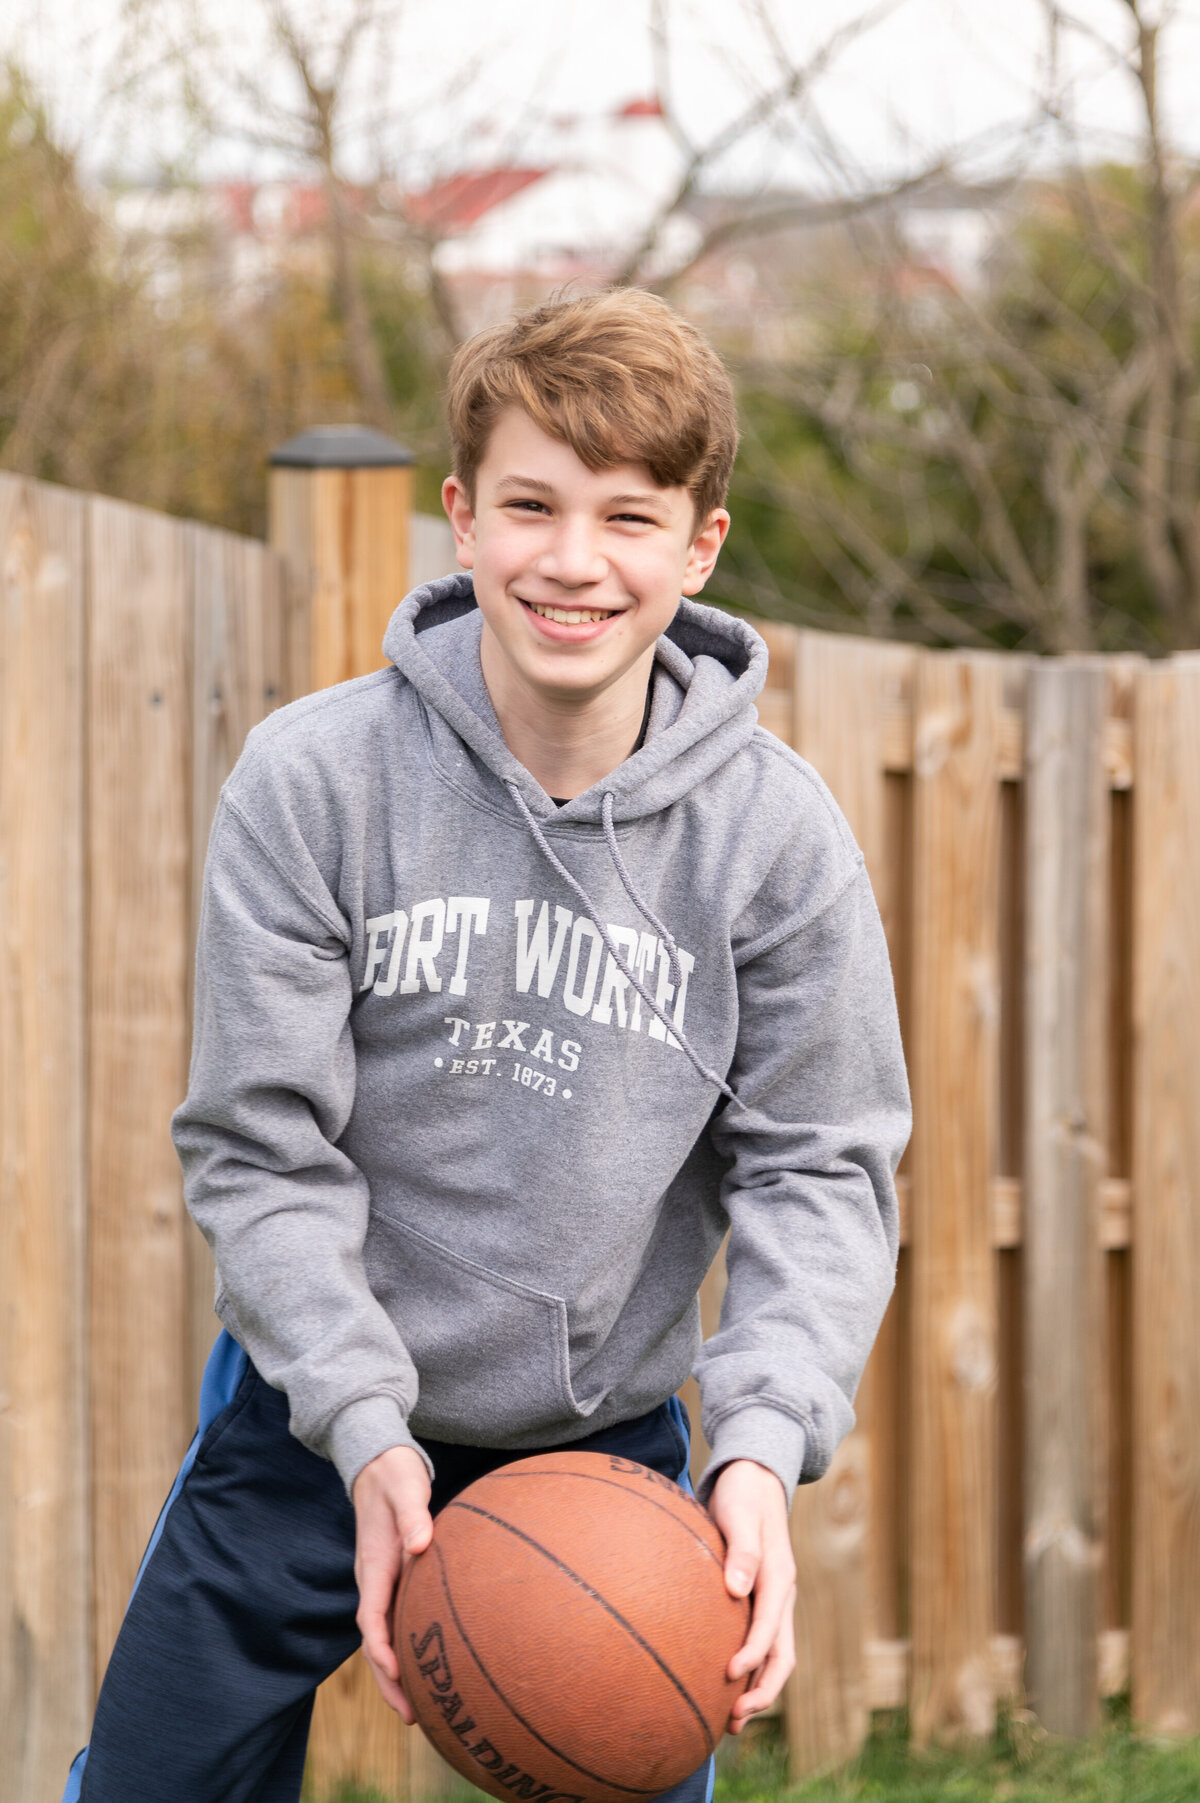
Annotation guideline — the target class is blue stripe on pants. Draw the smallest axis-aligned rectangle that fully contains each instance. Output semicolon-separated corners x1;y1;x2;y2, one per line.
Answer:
67;1335;716;1803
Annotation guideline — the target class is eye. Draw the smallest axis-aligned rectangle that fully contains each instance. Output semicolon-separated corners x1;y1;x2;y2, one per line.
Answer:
505;498;550;514
612;512;656;526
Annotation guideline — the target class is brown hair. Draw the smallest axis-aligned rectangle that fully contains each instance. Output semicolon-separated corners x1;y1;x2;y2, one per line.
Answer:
446;289;739;529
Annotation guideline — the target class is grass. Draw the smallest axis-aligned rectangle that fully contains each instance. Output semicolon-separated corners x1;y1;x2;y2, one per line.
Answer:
717;1704;1200;1802
311;1705;1200;1803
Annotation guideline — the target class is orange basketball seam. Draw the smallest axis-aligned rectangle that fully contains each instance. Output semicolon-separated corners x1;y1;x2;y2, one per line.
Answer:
481;1470;724;1568
447;1501;717;1761
428;1540;663;1795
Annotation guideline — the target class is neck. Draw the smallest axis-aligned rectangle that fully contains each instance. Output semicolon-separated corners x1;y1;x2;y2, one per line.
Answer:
479;631;653;800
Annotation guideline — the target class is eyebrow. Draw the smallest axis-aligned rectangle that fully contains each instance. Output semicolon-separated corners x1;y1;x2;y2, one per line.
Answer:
495;475;556;495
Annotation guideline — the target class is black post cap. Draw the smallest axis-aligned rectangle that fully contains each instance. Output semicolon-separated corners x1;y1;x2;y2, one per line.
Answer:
269;425;415;469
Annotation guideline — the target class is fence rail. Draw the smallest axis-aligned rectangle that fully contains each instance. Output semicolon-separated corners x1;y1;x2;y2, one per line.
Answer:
2;470;1200;1802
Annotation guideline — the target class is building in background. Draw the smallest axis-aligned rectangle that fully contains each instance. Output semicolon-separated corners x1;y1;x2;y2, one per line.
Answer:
97;98;1011;358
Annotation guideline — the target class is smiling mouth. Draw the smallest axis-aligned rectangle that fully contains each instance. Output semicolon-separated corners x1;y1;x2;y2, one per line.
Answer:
522;599;619;626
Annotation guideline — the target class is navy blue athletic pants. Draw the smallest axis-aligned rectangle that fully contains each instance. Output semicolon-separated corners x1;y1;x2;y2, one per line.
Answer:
64;1331;716;1803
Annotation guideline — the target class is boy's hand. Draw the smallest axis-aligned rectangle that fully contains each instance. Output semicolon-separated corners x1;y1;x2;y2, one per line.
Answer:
707;1459;796;1732
352;1445;434;1720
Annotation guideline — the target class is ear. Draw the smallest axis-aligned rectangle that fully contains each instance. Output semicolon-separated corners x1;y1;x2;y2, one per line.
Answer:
442;474;477;570
681;509;731;596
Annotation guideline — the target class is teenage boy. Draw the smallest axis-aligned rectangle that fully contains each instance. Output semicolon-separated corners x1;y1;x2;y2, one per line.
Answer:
65;289;910;1803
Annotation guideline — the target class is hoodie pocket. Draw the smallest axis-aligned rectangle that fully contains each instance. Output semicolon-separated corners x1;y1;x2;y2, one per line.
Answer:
364;1212;595;1442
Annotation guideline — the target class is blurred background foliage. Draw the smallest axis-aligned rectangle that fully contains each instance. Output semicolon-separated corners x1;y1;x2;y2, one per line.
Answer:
4;0;1200;655
0;62;448;536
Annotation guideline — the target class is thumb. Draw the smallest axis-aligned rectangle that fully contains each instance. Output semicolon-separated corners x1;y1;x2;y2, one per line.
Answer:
724;1521;763;1600
398;1504;434;1555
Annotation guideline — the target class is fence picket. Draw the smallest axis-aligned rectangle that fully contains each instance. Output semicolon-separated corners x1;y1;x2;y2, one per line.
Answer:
910;654;1004;1743
87;495;194;1678
784;629;917;1772
1131;656;1200;1733
0;477;91;1801
1022;664;1108;1735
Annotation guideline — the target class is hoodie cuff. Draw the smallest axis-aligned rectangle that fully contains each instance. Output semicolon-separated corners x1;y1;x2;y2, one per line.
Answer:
696;1405;808;1509
325;1394;435;1499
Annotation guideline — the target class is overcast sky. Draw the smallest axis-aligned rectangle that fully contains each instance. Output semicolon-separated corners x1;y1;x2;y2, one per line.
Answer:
13;0;1200;187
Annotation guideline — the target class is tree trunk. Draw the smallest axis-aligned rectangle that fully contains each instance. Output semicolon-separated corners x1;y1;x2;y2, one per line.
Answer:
324;170;393;431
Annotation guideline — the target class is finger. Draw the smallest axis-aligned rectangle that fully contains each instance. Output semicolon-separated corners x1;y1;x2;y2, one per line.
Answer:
731;1612;796;1724
728;1562;795;1681
364;1504;435;1678
356;1565;400;1677
356;1542;407;1679
362;1644;417;1722
357;1600;400;1680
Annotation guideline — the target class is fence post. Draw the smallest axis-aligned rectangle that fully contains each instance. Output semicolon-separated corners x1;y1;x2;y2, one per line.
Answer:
268;425;415;696
267;427;447;1801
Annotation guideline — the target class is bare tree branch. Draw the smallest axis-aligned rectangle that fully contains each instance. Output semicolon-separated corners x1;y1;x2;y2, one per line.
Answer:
614;0;905;288
650;158;950;295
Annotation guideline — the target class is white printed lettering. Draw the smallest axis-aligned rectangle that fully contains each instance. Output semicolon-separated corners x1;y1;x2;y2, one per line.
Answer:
444;1016;470;1046
400;899;446;995
627;932;661;1032
361;913;399;992
557;1039;581;1073
647;947;696;1044
374;910;411;999
499;1020;529;1051
514;900;572;997
472;1021;496;1050
590;925;640;1027
445;897;490;997
512;1062;561;1098
562;917;603;1017
530;1028;555;1064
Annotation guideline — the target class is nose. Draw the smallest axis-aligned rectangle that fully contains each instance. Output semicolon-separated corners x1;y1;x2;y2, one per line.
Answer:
536;514;607;588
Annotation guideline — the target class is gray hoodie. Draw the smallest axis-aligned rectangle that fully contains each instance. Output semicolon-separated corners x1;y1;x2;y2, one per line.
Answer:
173;575;911;1505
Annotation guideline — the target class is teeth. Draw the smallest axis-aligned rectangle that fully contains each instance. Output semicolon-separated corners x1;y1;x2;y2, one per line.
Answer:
527;601;615;625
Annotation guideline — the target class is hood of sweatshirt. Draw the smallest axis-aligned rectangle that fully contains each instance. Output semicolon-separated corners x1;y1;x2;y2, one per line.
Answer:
381;571;768;824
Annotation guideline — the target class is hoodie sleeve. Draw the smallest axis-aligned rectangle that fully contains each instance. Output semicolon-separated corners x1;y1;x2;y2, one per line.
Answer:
171;790;432;1498
695;855;911;1508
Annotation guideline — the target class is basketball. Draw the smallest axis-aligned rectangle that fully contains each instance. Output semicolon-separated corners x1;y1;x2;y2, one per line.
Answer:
393;1451;750;1802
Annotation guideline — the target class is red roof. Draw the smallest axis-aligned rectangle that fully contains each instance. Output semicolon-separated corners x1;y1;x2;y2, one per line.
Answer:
218;180;364;236
405;167;548;233
616;96;664;118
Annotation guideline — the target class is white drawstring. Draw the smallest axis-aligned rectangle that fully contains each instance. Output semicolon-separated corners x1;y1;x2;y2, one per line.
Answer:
506;781;743;1109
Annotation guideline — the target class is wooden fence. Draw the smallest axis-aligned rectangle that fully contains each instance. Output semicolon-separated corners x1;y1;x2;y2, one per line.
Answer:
734;629;1200;1769
2;464;1200;1803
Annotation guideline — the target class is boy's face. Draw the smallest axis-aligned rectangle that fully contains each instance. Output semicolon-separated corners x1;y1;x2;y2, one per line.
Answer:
442;407;729;709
